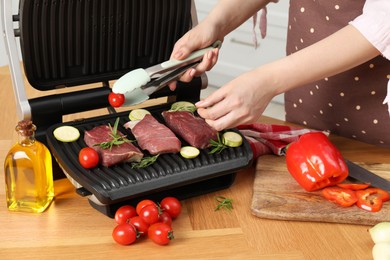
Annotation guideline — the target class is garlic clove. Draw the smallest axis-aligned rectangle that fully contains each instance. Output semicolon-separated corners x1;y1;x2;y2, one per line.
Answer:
372;242;390;260
370;222;390;244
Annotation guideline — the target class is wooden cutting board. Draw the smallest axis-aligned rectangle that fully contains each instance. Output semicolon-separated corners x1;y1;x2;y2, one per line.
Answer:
251;155;390;225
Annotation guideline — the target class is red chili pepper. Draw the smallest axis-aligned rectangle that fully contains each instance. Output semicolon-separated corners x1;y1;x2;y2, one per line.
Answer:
286;132;348;192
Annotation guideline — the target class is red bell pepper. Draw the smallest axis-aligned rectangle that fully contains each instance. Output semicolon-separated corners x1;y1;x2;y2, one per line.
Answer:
322;187;358;207
355;188;390;212
336;183;370;190
285;132;348;192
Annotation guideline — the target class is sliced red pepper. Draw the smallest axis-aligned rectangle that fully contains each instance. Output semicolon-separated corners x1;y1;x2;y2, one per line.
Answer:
286;132;349;192
364;188;390;202
336;183;371;190
355;188;389;212
322;187;358;207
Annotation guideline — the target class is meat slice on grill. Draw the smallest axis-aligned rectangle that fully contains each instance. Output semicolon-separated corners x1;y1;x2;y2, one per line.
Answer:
84;125;143;167
162;111;218;149
124;114;181;155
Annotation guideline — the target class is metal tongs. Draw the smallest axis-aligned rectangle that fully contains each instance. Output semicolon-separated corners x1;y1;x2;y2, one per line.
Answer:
112;41;222;106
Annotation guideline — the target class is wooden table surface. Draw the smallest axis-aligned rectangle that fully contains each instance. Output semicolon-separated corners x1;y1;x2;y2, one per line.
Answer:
1;65;390;260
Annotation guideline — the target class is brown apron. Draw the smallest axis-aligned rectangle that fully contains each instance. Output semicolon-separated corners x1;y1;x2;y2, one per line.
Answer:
285;0;390;147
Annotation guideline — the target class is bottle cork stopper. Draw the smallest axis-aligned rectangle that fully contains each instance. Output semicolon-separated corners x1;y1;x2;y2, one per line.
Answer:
16;120;35;136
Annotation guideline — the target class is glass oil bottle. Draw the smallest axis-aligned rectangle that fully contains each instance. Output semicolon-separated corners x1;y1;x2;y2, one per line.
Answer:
4;120;54;213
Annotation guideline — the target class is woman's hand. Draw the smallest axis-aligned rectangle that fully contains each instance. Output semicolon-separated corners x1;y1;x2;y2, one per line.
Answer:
168;22;222;90
195;68;278;131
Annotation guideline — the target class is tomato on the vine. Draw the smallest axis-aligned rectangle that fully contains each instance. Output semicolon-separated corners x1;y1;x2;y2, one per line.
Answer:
148;222;174;245
115;205;137;225
129;216;150;236
108;92;125;107
112;223;138;245
110;197;181;246
160;197;182;219
158;211;172;226
139;204;160;225
78;147;99;169
136;199;156;215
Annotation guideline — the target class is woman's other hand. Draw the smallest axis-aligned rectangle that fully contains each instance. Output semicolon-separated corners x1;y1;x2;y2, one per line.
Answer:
195;67;278;131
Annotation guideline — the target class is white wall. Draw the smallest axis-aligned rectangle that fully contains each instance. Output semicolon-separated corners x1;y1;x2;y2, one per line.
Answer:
195;0;289;104
0;32;7;66
0;0;20;66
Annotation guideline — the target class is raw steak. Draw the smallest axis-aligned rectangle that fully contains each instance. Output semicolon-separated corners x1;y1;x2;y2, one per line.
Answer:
84;125;143;167
125;114;181;155
162;111;218;149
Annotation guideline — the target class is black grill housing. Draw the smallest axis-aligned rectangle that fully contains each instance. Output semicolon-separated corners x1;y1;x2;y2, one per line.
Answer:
11;0;254;217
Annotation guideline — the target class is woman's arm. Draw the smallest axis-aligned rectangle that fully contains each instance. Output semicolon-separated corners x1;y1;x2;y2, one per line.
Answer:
200;0;272;40
349;0;390;60
272;24;380;95
169;0;273;88
196;24;381;131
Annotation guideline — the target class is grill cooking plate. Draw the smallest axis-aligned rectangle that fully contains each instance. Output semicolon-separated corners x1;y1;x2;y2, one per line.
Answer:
47;102;253;217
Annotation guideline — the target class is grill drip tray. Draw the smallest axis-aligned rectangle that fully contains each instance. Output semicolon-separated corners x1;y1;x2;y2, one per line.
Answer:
46;102;253;217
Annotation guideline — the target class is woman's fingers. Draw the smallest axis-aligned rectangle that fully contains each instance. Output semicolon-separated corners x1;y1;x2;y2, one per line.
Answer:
169;48;219;88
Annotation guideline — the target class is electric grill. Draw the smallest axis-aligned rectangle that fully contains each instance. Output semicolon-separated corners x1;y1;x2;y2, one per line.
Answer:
2;0;253;217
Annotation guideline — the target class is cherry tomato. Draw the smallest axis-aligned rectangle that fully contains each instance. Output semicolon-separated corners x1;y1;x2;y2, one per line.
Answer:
158;211;172;226
115;205;137;225
139;204;160;225
129;216;150;237
355;188;390;212
112;223;138;245
78;147;99;168
108;92;125;107
160;197;182;219
321;187;358;207
336;183;371;190
136;199;157;215
148;222;174;245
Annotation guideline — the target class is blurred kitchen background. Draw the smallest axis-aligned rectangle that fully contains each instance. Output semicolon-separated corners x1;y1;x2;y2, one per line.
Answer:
0;0;288;120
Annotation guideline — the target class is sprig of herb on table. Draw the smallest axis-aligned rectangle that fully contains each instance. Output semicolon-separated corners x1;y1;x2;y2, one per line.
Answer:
214;196;233;211
131;154;159;169
94;117;133;150
209;133;228;154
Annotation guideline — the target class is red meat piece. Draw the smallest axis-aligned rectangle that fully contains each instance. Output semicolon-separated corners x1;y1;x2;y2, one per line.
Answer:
130;114;181;155
84;125;143;167
162;111;218;149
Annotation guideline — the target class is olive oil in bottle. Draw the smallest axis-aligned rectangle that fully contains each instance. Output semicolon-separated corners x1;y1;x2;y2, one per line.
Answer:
4;120;54;213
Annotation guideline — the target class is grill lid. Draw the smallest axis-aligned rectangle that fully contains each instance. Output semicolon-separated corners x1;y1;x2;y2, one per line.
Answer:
46;102;253;205
19;0;193;90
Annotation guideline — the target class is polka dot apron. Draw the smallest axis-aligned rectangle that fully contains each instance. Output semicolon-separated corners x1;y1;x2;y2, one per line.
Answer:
284;0;390;147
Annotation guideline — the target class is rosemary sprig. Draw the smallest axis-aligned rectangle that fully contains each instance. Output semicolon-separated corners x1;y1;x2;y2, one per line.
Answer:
131;154;159;169
208;133;227;154
214;196;233;211
94;117;133;150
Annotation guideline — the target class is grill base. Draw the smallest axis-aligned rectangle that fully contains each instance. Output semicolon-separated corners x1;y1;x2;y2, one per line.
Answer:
87;173;236;218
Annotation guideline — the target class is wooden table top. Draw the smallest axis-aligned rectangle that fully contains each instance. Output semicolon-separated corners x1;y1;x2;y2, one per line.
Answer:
1;65;390;259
